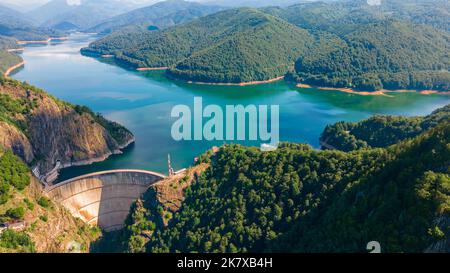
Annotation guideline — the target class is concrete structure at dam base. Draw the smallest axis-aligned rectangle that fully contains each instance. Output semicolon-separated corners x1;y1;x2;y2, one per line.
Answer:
46;170;166;232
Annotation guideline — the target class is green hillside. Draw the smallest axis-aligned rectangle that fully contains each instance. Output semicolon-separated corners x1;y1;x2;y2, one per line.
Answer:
36;0;135;31
288;20;450;91
274;122;450;253
83;8;313;83
0;51;22;76
105;105;450;253
84;1;450;90
266;0;450;91
320;104;450;151
266;0;450;34
0;36;18;51
0;4;62;41
0;35;22;76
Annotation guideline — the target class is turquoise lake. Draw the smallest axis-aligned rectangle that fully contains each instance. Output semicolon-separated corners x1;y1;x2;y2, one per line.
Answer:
11;33;450;181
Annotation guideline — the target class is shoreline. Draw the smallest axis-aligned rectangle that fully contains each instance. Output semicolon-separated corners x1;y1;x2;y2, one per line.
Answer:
7;48;25;53
136;65;285;86
3;61;25;77
185;76;285;86
42;137;136;185
137;66;169;71
60;137;136;169
93;51;284;86
86;50;449;91
296;83;450;96
17;37;69;45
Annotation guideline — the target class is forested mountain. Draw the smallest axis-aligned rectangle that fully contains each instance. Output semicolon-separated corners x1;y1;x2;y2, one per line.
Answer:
83;8;313;83
368;0;450;31
320;104;450;151
84;0;450;90
275;123;450;253
0;3;32;24
0;35;18;51
288;20;450;91
0;4;62;41
265;0;450;91
0;36;21;76
88;0;225;35
113;105;450;253
34;0;138;31
26;0;75;25
265;0;450;34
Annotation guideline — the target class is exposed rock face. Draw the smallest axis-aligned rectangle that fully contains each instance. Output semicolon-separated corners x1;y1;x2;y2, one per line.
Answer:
0;78;134;179
27;93;129;174
0;121;34;163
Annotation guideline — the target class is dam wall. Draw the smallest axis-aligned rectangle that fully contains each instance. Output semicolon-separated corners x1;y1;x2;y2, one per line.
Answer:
46;170;166;232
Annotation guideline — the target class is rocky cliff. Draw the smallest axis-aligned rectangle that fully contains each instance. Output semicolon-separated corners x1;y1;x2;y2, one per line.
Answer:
0;77;134;182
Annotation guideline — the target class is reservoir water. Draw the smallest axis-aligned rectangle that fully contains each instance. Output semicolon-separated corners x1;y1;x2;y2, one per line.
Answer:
12;33;450;181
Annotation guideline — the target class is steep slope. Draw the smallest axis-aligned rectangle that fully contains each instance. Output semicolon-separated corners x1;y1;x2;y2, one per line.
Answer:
0;4;62;41
26;0;76;25
111;105;449;253
0;36;23;80
274;122;450;253
289;20;450;91
0;151;100;253
266;0;450;33
0;51;22;76
38;0;138;31
0;35;19;51
84;8;313;83
84;0;450;90
88;0;225;35
0;77;134;182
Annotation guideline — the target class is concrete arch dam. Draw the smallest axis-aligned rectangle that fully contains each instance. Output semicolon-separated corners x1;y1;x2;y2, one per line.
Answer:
46;170;166;232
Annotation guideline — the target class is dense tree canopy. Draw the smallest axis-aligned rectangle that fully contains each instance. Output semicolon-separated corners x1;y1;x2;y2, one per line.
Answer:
117;105;450;253
288;21;450;91
0;150;30;205
83;8;313;83
320;104;450;151
84;0;450;90
0;51;22;76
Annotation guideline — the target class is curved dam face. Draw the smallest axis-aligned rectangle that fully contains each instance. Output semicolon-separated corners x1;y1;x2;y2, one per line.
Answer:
46;170;166;232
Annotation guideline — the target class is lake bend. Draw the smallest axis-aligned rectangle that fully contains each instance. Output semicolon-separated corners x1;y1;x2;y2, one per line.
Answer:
11;33;450;182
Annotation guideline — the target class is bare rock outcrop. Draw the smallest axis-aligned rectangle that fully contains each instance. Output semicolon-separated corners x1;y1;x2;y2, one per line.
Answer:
0;78;134;179
0;121;34;163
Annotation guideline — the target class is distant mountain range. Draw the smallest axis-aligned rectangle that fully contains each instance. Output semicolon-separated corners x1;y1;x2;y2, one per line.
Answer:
197;0;310;7
0;3;62;40
28;0;140;31
87;0;225;34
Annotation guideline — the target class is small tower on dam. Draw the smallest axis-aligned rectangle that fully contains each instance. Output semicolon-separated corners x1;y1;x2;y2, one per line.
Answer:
168;154;175;177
